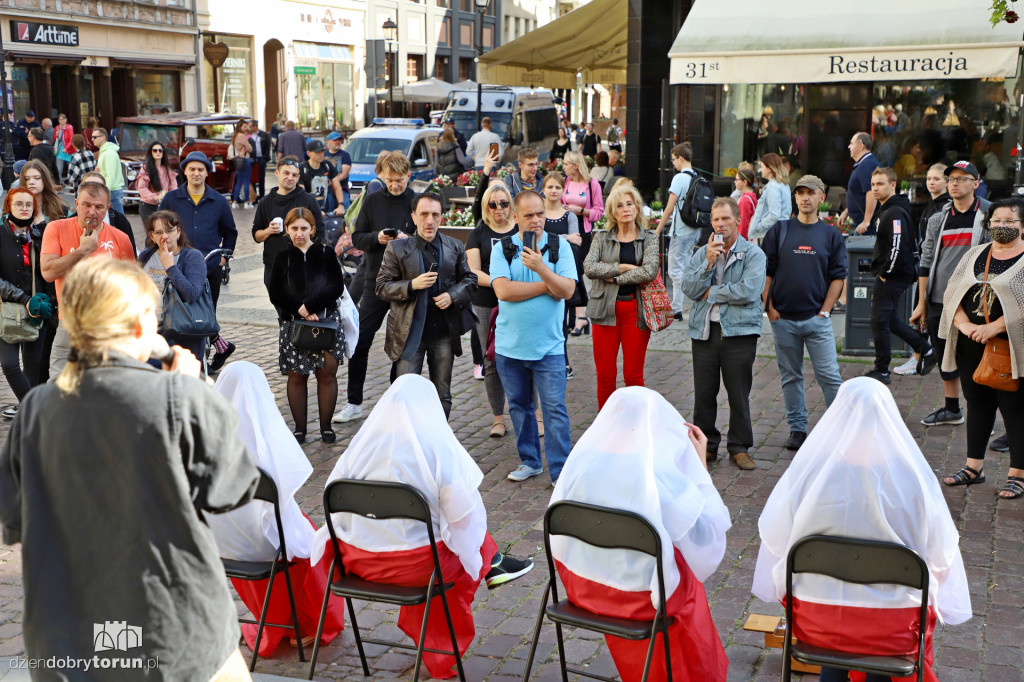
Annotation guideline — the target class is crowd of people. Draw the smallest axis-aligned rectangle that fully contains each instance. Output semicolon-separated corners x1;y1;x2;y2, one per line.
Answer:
0;114;1014;681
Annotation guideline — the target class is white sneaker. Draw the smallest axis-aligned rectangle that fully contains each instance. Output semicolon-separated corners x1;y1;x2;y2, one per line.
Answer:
231;202;240;209
1;405;17;419
507;464;544;482
893;356;919;376
332;403;363;423
243;202;254;209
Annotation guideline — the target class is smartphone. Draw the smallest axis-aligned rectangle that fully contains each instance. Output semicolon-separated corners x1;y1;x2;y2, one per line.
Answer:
713;233;725;244
489;142;500;156
428;262;439;273
522;231;537;251
383;228;399;238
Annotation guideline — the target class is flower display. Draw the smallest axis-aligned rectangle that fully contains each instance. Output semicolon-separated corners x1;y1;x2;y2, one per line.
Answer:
440;208;477;227
456;170;484;186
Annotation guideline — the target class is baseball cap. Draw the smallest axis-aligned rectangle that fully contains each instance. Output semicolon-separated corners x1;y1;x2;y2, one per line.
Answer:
25;110;34;118
306;139;325;153
326;131;342;141
794;174;825;193
945;160;979;179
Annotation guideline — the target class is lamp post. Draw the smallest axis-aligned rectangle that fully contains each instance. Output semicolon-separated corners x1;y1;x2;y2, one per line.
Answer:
382;19;398;117
474;0;489;131
0;32;14;189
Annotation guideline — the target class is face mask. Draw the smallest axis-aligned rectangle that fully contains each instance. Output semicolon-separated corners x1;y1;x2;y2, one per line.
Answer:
990;225;1020;244
8;213;33;229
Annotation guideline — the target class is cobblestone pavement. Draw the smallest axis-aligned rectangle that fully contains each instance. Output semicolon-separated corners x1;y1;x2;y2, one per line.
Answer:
0;316;1019;682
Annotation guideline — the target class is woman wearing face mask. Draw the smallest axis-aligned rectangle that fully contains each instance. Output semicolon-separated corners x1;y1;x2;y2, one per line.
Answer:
0;189;53;419
939;198;1024;500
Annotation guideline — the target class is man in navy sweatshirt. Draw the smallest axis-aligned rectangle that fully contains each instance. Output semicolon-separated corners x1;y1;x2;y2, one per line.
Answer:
865;167;936;384
761;175;847;451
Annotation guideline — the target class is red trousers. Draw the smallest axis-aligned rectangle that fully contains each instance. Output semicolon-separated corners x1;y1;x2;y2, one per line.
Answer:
339;533;499;679
592;299;652;409
555;548;728;682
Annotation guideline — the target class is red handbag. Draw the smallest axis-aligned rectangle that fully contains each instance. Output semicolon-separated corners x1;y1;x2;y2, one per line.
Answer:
638;271;674;332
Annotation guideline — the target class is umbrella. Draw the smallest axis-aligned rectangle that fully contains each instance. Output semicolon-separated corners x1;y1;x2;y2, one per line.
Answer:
394;77;456;103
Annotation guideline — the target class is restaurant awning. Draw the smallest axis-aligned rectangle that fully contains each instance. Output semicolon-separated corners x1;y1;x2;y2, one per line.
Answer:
477;0;626;90
669;0;1024;85
394;77;455;103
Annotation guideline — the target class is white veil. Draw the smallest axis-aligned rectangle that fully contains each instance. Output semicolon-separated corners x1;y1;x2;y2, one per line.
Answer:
752;377;971;625
204;362;314;561
310;374;488;578
550;387;731;608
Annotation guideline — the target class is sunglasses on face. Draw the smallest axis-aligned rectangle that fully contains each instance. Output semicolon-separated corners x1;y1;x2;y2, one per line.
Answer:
151;148;164;153
488;201;510;209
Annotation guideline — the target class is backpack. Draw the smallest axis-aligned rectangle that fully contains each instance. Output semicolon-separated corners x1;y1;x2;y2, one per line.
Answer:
501;233;560;266
344;178;385;234
677;169;714;232
607;126;620;144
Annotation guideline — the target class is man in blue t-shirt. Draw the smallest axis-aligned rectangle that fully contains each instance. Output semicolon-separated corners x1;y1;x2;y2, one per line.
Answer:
490;190;578;484
655;142;699;318
761;175;848;451
324;132;353;209
841;132;879;234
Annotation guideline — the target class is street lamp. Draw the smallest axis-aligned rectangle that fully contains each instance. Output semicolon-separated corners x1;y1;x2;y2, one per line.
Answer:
0;32;14;189
382;18;398;117
475;0;489;131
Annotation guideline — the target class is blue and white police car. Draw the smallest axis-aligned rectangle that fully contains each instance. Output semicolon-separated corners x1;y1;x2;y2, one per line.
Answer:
344;118;440;195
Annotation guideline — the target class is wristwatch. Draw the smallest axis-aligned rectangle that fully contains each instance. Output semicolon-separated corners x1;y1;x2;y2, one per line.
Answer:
818;310;831;319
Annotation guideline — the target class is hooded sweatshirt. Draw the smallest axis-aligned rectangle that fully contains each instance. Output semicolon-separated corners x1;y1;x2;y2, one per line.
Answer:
870;192;916;281
96;141;124;190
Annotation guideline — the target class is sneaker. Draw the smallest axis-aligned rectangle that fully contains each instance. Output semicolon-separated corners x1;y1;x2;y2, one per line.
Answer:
784;431;807;450
991;433;1010;452
485;553;534;589
231;202;240;209
893;357;919;376
243;202;254;209
921;407;965;426
208;342;236;374
673;312;683;321
507;464;544;482
917;349;938;376
1;405;17;419
473;364;485;380
565;365;574;380
332;403;363;423
863;369;891;385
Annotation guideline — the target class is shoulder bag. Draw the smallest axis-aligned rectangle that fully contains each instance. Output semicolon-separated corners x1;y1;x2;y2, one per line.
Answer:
162;277;220;338
636;234;674;332
0;247;40;344
291;316;338;351
972;248;1019;391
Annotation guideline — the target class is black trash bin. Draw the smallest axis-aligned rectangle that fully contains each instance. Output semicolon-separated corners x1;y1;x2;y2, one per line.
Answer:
843;235;915;357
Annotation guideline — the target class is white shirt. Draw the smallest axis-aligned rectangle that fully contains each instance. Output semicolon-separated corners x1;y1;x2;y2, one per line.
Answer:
466;129;502;164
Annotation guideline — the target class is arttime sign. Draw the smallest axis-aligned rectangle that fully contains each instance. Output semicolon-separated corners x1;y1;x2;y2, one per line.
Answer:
10;21;79;46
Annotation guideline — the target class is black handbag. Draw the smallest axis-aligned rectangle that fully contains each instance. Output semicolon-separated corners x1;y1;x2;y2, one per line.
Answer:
290;318;338;350
161;278;220;338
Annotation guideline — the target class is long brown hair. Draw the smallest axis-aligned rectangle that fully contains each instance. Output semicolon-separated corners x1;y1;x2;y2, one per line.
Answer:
19;159;68;222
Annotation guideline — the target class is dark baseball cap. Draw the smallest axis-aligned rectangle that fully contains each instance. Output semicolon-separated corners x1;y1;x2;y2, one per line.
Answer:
25;110;34;117
305;139;325;153
945;160;979;179
794;174;826;193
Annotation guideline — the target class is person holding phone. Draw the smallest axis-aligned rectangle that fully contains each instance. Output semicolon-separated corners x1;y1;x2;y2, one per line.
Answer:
467;117;503;170
376;193;477;419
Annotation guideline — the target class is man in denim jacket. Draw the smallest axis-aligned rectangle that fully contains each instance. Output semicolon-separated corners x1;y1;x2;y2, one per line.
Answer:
682;197;766;470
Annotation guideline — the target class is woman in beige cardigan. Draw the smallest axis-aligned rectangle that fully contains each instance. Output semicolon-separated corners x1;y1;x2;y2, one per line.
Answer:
939;198;1024;499
583;185;660;410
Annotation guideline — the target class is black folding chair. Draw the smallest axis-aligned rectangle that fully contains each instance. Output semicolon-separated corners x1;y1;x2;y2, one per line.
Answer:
308;479;466;681
220;467;305;671
522;501;674;682
783;535;930;682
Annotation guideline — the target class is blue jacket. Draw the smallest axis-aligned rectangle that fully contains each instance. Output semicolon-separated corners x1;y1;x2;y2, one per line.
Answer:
137;246;208;303
158;185;237;274
748;179;791;239
681;235;766;339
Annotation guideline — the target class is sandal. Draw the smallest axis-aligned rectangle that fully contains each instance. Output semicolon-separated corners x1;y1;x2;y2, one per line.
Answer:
490;421;506;438
293;429;306;444
569;316;590;337
943;464;985;487
999;476;1024;499
320;428;337;444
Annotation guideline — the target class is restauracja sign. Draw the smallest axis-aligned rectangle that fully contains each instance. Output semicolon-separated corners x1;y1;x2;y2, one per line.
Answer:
829;51;968;77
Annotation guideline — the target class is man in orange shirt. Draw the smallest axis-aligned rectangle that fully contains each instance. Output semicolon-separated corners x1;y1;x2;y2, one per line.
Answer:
41;181;136;376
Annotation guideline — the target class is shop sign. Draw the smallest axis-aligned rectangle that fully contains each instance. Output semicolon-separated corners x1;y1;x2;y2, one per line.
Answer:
294;65;316;75
9;21;78;46
203;41;230;69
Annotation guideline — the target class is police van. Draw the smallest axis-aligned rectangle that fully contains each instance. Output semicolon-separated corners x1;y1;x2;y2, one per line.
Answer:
441;86;560;164
344;118;440;195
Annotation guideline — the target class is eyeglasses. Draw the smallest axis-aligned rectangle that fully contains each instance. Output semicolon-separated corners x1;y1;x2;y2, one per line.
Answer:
91;134;103;139
150;227;179;236
488;201;510;210
151;148;164;154
280;159;301;169
948;176;977;184
989;219;1022;227
10;202;33;210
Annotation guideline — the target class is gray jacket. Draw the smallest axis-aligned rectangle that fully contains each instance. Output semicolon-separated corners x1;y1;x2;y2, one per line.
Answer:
919;197;991;302
583;229;660;326
681;236;766;339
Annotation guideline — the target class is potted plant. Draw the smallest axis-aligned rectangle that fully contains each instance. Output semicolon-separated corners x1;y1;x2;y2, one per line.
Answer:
818;200;833;220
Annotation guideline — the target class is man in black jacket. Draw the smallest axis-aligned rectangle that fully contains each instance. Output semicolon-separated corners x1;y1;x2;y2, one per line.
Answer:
248;119;272;200
252;156;325;290
866;166;936;384
27;128;59;187
335;151;416;423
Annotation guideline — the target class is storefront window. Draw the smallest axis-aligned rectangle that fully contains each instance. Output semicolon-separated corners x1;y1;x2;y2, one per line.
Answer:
9;67;31;120
135;71;180;115
294;42;355;131
204;35;255;116
718;83;803;176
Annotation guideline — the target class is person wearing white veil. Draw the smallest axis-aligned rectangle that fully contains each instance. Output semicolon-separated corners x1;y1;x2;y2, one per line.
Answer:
752;377;971;682
550;386;732;682
310;374;533;679
206;361;345;656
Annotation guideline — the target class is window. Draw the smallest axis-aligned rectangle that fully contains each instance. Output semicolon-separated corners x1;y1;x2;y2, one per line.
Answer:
459;57;473;81
407;55;424;82
434;55;449;80
482;26;493;47
514;17;521;38
437;17;449;44
460;22;473;45
411;140;430;166
135;71;181;115
436;0;449;6
293;41;356;131
526;109;559;142
461;0;471;10
203;35;254;115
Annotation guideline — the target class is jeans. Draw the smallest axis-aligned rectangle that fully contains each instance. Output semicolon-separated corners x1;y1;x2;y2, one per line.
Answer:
770;315;844;433
819;668;890;682
108;188;124;215
668;227;700;314
691;323;758;456
592;299;650;409
394;333;455;419
0;335;44;401
871;278;929;373
342;190;351;210
496;352;572;482
232;158;252;203
346;293;391;405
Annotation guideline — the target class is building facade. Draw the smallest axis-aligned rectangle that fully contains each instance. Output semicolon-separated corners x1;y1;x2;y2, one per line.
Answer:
1;0;201;129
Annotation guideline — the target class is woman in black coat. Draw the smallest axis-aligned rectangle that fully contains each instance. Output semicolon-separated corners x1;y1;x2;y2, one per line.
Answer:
269;207;345;444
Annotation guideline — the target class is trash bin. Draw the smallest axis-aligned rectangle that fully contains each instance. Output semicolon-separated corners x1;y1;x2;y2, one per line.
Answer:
843;235;914;357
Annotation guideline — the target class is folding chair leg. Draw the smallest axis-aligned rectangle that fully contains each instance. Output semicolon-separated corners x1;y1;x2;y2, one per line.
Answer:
308;559;337;680
346;597;371;678
781;626;792;682
412;572;437;682
553;622;570;682
521;581;552;682
435;580;466;681
281;560;305;663
249;563;277;672
638;614;660;682
660;615;674;682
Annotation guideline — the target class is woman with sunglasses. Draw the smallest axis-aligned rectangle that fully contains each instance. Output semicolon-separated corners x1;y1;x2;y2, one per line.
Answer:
137;140;178;223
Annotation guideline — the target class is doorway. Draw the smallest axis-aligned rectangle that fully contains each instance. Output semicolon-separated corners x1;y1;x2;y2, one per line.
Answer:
263;39;286;125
